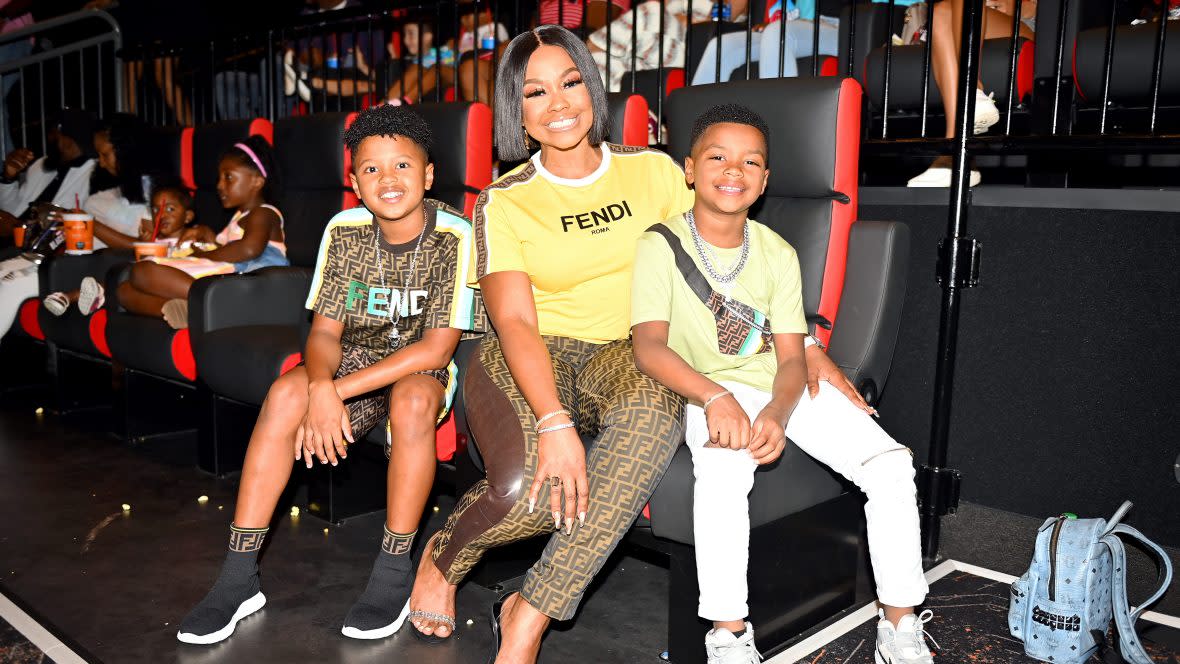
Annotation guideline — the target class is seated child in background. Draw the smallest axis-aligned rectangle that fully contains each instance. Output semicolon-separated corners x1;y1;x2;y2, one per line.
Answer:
43;179;194;317
630;104;935;664
115;135;288;330
176;103;484;646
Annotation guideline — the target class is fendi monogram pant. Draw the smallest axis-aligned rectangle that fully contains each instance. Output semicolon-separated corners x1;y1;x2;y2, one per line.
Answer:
431;333;685;620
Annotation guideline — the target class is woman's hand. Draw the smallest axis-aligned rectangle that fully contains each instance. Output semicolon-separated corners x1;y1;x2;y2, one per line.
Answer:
528;422;587;536
704;393;751;449
748;403;788;464
804;345;876;416
295;380;354;468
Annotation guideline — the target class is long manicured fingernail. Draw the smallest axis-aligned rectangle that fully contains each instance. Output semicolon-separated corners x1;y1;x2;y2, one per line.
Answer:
553;511;561;529
578;511;586;526
528;498;535;514
565;517;573;535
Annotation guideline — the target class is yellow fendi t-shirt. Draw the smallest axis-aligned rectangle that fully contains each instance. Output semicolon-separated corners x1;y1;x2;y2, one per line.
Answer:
630;214;808;392
471;143;695;343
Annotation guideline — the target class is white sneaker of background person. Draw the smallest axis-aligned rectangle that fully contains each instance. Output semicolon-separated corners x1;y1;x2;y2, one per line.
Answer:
704;622;762;664
907;89;997;187
875;609;939;664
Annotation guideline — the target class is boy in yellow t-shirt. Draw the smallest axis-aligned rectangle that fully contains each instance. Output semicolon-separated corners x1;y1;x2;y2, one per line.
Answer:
631;105;933;664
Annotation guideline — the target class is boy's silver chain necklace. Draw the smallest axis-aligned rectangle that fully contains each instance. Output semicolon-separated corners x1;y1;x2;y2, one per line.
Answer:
373;207;428;344
686;210;750;287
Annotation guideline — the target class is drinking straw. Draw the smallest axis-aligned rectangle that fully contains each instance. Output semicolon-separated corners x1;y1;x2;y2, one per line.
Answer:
150;208;163;241
75;194;80;211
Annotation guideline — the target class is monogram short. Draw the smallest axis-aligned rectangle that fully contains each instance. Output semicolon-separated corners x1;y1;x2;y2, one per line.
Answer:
333;344;457;458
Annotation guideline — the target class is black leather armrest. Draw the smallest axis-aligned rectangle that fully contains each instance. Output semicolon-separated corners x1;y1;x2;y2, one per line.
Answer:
188;266;313;336
827;221;910;406
38;249;134;296
104;262;134;313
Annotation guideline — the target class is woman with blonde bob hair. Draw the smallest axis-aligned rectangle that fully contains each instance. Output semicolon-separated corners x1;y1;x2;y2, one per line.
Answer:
406;25;694;661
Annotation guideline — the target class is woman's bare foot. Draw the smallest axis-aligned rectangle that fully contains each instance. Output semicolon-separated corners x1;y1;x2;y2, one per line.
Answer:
495;592;548;664
408;533;457;638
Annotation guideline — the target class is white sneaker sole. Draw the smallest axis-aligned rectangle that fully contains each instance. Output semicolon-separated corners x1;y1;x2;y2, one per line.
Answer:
78;277;103;315
340;598;411;640
973;94;1000;135
176;591;266;645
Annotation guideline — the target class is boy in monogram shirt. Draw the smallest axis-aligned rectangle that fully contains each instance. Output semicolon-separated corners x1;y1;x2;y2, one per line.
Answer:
177;105;484;645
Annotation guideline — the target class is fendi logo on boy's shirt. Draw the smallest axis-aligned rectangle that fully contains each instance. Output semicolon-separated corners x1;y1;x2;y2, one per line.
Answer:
345;280;429;317
559;200;633;234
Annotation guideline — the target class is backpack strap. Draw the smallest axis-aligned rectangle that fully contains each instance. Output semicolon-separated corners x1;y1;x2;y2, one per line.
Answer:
1101;524;1174;664
645;223;713;307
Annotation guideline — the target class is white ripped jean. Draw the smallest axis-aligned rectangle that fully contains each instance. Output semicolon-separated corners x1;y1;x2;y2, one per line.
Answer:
687;380;929;621
690;17;840;85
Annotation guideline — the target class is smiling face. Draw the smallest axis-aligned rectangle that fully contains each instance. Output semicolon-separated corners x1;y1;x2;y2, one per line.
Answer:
521;45;593;154
94;131;118;176
349;134;435;225
149;189;194;238
216;155;264;210
685;122;770;217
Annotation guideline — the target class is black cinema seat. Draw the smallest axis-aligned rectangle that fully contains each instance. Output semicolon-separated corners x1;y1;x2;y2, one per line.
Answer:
650;76;910;663
1073;21;1180;105
191;103;494;492
104;119;272;444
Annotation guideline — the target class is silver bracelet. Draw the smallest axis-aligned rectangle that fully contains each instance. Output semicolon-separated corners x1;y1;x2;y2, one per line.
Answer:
702;390;732;412
537;422;576;436
534;409;570;430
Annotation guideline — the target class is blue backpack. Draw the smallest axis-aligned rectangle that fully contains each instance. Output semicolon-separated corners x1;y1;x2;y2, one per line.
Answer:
1008;501;1173;663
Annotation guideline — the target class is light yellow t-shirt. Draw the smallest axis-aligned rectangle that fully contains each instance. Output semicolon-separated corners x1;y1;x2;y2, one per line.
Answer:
471;143;696;343
630;214;808;391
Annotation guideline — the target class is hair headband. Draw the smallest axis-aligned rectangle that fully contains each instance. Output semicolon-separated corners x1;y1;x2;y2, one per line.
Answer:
233;142;268;178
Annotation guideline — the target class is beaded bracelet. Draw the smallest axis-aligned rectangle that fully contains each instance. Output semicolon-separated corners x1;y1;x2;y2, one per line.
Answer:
537;422;576;436
702;390;733;412
534;409;571;430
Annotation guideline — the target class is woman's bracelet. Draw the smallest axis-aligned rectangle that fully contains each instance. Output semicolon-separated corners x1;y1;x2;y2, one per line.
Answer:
537;422;576;436
702;390;733;412
534;409;570;430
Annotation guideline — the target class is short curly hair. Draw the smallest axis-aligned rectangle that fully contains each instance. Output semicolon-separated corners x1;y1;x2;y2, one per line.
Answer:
689;104;770;156
343;104;434;165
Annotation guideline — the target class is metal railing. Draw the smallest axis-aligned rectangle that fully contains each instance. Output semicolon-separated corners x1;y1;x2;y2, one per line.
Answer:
0;9;123;154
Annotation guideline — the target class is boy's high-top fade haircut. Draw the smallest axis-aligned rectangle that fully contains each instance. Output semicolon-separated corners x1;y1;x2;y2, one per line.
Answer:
343;104;434;163
494;25;610;161
689;104;771;156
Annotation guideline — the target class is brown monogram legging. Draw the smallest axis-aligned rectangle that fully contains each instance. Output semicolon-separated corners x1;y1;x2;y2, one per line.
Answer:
430;333;685;620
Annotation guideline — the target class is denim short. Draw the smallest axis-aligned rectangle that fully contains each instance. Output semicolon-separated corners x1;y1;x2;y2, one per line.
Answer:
234;244;289;273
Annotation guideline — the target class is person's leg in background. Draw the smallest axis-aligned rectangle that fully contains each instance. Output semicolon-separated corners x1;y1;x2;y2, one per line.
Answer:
691;30;764;85
757;17;839;79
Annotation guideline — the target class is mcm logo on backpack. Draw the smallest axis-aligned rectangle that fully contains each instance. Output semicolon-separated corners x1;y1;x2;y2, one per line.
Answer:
1008;501;1174;663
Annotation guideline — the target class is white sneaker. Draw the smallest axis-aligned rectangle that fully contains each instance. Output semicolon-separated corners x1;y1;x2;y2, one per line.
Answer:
704;622;762;664
906;166;982;188
973;89;999;134
875;609;939;664
78;276;104;315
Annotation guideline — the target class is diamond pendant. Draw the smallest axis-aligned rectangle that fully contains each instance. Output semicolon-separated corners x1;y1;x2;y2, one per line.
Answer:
389;327;399;340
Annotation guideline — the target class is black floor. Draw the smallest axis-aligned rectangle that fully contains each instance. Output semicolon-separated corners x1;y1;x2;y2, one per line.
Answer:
0;396;668;664
800;571;1180;663
1;382;1176;663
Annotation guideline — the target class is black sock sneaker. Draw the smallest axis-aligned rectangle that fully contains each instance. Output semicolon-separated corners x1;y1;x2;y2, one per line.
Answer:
341;527;416;639
177;525;269;645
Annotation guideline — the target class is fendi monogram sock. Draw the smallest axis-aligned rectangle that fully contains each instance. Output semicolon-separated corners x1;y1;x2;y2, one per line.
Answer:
177;525;268;641
342;527;416;636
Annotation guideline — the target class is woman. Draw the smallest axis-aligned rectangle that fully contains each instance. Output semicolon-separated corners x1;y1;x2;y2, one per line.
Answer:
84;113;156;251
406;26;695;661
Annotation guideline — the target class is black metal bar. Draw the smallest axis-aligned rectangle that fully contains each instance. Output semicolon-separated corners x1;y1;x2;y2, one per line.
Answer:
18;63;26;148
334;25;344;112
658;0;666;125
97;45;104;116
492;2;501;95
881;0;897;138
267;29;276;122
473;0;481;103
920;6;933;136
714;2;723;82
631;2;638;91
434;4;442;102
605;0;612;91
59;53;65;109
453;4;461;102
367;15;374;110
559;0;565;27
351;20;360;110
811;11;822;76
846;1;858;77
744;2;753;80
581;0;588;38
921;0;987;562
1002;0;1023;135
686;0;695;81
779;7;788;76
1097;0;1117;134
1049;0;1069;135
1148;0;1168;134
36;60;46;154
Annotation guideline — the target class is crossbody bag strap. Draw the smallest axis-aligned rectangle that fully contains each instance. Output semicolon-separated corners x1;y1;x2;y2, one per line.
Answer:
1101;524;1174;664
646;223;713;306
